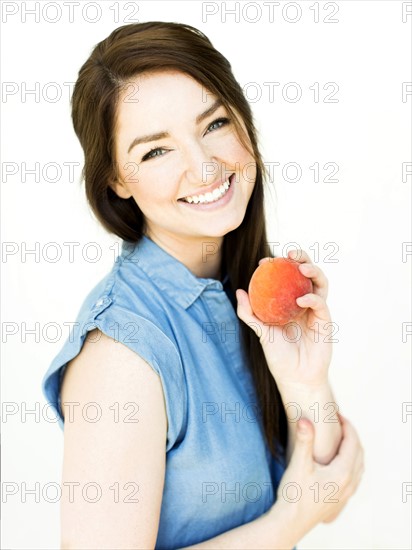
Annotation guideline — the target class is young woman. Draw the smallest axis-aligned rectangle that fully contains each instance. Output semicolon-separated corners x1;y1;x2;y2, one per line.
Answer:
41;21;364;549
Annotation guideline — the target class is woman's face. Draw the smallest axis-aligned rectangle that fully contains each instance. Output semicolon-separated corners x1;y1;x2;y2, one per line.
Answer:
111;70;257;243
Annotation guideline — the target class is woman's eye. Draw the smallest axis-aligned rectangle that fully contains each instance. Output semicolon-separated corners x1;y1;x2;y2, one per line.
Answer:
206;117;231;134
141;118;231;161
141;147;167;162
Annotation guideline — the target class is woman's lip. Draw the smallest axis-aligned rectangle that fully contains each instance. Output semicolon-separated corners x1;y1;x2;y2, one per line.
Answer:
178;173;235;201
178;173;235;210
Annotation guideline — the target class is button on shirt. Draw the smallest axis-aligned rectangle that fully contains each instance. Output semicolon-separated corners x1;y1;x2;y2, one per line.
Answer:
41;235;287;549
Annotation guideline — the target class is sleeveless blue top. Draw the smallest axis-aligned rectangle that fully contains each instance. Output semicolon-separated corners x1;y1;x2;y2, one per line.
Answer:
41;234;287;548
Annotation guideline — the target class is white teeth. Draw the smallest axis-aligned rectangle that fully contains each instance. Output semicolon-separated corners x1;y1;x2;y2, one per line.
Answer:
181;176;232;204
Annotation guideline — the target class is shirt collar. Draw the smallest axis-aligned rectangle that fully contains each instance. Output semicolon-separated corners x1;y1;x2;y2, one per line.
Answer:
120;235;229;310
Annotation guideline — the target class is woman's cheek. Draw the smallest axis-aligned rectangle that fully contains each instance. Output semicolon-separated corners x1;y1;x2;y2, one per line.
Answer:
143;173;180;203
225;134;254;164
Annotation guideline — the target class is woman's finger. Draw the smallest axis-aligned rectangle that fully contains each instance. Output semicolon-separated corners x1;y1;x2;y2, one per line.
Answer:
235;289;265;340
320;414;364;524
347;440;365;496
258;257;272;265
323;453;364;524
258;251;329;300
329;414;362;484
235;288;255;318
290;418;316;472
295;293;331;323
287;248;311;263
298;262;329;300
259;250;311;265
322;498;349;523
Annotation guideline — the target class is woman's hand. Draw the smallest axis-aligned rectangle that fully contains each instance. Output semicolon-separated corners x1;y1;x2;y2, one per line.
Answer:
236;248;342;464
236;249;333;392
271;413;365;540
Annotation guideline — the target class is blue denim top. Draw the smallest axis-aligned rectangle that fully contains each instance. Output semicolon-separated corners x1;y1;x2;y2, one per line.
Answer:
41;235;287;549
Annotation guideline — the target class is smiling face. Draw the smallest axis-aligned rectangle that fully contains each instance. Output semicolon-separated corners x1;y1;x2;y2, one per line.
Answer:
110;70;257;246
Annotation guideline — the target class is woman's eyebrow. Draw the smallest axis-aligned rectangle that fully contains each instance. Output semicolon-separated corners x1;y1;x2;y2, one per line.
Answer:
195;98;223;125
127;98;223;154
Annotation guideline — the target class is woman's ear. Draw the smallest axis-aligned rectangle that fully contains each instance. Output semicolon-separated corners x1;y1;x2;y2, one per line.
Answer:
109;177;133;199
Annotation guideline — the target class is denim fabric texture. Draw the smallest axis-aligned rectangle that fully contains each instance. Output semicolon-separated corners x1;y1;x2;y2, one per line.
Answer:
41;234;287;548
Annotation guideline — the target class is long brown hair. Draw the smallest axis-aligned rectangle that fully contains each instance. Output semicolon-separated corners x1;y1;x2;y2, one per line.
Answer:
71;21;287;462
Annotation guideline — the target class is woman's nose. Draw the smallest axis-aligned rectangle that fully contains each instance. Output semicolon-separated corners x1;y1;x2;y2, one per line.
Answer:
182;140;220;186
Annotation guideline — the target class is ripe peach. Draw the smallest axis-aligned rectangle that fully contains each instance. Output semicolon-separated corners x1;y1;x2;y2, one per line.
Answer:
248;257;314;325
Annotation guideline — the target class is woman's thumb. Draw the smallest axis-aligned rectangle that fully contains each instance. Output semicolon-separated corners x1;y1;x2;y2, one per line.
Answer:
290;418;315;467
235;289;258;329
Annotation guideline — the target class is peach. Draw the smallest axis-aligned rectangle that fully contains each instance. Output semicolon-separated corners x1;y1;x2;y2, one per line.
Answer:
248;257;313;325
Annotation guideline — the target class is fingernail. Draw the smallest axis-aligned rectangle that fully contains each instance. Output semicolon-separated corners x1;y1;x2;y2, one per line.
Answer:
298;421;307;433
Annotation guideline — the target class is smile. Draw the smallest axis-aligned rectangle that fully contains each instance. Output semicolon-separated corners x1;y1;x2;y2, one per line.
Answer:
178;174;234;204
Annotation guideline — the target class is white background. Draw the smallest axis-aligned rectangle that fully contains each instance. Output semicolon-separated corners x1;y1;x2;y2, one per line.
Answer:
1;0;411;548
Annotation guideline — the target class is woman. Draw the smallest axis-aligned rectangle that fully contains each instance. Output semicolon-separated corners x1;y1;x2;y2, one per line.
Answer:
41;21;364;549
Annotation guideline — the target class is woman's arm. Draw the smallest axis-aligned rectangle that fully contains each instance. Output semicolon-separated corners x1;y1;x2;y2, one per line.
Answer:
179;414;364;550
278;381;342;465
60;329;167;549
60;330;363;550
236;249;343;466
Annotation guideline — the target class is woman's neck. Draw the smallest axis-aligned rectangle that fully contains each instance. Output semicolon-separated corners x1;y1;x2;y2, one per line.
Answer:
144;230;224;280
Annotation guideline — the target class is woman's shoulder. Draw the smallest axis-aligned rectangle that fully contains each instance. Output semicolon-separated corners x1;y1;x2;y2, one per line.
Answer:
40;247;187;449
70;239;173;333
